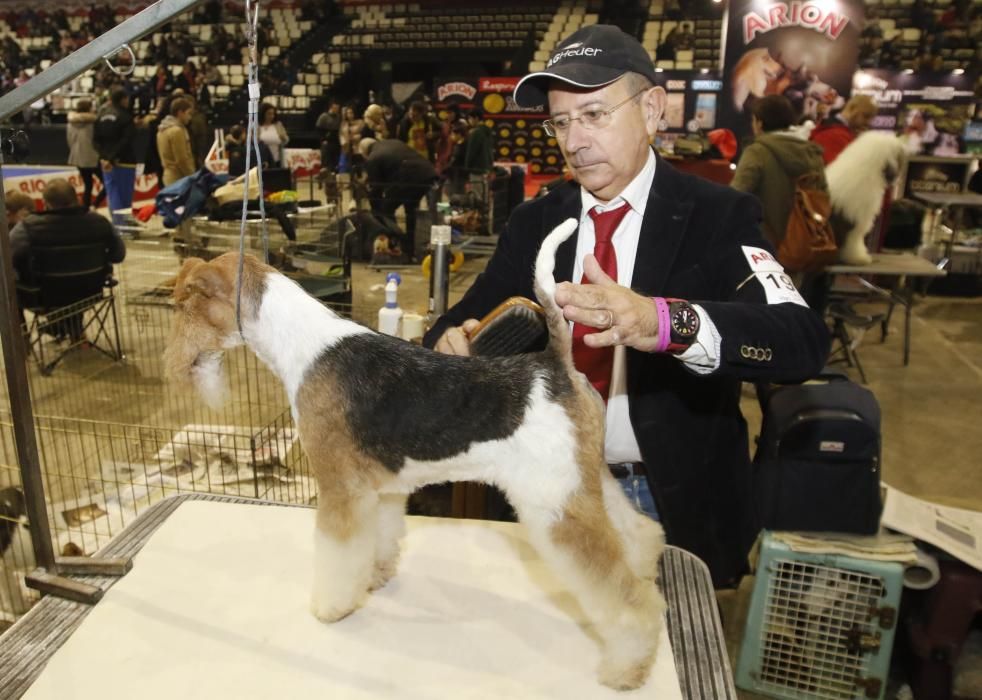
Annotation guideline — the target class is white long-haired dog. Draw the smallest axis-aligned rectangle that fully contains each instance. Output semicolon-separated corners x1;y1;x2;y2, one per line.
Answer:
163;220;666;691
826;131;910;265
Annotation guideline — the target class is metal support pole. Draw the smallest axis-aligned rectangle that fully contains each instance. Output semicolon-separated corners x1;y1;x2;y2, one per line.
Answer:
0;158;56;576
0;0;205;603
0;0;202;121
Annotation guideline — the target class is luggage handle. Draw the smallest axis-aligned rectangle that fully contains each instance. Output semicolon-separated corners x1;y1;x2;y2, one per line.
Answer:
814;368;851;382
754;368;852;411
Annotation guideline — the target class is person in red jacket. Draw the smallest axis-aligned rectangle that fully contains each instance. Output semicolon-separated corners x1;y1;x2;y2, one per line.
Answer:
809;94;877;164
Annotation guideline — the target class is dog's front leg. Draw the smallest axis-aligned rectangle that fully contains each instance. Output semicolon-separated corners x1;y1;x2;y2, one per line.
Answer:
310;488;378;623
371;492;407;591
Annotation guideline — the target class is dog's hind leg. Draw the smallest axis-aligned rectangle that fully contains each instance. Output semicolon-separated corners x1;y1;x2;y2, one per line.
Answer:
371;492;407;591
599;469;664;583
510;483;665;691
840;224;874;265
310;483;378;623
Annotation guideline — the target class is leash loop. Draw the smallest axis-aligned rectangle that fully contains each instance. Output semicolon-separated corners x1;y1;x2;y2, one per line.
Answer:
102;44;136;76
236;0;270;337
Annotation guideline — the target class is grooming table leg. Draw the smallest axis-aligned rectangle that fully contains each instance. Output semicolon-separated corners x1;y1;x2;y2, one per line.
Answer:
26;570;104;605
56;556;133;577
26;555;134;605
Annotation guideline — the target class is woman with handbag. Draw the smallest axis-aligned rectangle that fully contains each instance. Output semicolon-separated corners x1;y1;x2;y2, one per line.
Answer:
732;95;834;309
731;95;828;250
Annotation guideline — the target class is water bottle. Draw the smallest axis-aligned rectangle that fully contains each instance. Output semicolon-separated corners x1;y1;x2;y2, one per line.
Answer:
377;272;403;336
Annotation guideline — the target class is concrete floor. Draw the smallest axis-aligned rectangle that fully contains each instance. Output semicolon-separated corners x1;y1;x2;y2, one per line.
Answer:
2;205;981;694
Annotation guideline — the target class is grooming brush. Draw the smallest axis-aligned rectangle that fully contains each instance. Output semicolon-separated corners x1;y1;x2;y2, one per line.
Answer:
468;297;548;357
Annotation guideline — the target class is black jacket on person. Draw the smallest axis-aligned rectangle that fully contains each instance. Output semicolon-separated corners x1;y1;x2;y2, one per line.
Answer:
11;207;126;284
423;153;830;587
226;139;275;177
93;103;138;165
364;139;437;194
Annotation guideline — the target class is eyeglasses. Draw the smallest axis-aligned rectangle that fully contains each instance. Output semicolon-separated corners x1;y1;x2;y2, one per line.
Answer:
542;89;646;137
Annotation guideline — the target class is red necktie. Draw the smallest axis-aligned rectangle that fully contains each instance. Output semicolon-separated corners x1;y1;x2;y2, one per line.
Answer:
572;203;631;400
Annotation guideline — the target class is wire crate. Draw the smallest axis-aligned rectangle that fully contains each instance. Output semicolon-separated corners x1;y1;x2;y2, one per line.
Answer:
45;409;310;549
736;532;903;700
0;208;372;625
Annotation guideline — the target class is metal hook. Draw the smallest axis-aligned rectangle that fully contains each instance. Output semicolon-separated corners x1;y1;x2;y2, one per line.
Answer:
102;44;136;76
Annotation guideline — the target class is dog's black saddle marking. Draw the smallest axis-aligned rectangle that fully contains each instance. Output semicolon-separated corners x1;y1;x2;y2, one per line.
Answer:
313;333;572;472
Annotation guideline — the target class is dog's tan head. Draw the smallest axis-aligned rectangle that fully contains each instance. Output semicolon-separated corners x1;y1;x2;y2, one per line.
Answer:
732;48;783;110
163;253;269;407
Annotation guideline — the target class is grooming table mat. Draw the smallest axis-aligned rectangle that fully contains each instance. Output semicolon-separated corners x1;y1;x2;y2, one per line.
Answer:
0;495;735;699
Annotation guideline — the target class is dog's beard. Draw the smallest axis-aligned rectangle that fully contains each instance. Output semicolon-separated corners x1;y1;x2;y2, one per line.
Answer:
163;337;229;409
190;351;229;410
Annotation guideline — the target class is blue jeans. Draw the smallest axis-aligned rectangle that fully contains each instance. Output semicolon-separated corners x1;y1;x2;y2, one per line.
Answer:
103;165;136;225
616;473;659;520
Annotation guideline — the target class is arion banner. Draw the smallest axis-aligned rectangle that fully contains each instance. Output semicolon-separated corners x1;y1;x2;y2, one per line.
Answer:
720;0;865;141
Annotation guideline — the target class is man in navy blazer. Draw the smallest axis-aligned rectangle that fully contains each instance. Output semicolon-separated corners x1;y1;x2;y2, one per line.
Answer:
423;25;830;587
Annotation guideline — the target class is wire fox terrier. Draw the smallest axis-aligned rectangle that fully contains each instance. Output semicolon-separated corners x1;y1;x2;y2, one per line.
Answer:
163;219;666;690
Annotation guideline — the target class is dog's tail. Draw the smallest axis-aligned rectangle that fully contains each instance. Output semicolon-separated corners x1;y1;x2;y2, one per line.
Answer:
533;217;579;369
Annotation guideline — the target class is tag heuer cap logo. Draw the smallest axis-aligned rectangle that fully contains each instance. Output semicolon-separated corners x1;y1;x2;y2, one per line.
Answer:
547;43;604;68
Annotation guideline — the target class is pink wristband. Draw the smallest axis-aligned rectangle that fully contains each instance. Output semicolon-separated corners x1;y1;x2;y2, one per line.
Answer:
652;297;671;353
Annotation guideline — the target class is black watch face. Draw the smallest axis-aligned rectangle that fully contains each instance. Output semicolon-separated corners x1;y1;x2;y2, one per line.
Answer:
671;305;699;337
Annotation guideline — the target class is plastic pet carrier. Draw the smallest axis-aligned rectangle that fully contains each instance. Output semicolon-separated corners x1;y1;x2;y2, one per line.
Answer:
736;532;904;700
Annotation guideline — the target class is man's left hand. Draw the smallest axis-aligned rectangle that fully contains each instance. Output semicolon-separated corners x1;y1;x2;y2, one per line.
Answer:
555;254;662;352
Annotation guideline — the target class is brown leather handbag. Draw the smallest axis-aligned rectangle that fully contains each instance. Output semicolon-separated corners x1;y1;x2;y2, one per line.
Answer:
757;140;838;273
777;173;838;273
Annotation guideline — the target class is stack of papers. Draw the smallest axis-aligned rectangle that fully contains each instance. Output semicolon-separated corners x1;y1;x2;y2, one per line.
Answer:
882;483;982;572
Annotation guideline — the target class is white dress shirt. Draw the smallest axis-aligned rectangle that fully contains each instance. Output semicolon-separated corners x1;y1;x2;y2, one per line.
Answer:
573;149;722;463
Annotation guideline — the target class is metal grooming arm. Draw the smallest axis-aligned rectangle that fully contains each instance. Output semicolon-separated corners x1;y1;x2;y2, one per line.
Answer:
0;0;204;604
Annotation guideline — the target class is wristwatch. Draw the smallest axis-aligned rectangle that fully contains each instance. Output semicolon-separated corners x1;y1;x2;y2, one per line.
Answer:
653;297;700;354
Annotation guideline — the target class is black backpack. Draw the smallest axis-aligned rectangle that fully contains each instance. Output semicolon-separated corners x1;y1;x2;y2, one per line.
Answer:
753;372;882;534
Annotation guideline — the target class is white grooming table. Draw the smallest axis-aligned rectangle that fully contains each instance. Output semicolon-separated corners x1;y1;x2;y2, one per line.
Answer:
0;495;736;699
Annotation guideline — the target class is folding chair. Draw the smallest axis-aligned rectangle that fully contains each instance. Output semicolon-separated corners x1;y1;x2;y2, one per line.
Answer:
16;241;123;376
826;300;885;384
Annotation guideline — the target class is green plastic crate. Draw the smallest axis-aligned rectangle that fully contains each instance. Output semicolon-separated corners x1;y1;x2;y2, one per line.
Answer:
736;532;903;700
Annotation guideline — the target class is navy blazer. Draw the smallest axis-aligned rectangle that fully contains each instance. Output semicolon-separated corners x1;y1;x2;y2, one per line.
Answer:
424;154;830;586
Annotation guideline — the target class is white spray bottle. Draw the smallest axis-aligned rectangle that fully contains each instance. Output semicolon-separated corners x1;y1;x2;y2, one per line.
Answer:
377;272;403;337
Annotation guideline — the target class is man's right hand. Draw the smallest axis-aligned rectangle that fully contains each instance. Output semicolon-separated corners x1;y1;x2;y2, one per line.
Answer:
100;159;113;172
434;319;480;356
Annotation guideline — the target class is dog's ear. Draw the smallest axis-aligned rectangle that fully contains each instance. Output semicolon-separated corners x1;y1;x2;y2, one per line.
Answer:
184;263;232;299
174;258;206;301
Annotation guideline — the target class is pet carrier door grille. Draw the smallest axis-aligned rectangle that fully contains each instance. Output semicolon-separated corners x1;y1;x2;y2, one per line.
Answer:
737;533;903;700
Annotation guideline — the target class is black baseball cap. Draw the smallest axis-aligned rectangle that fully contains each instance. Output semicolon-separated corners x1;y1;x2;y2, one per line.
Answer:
514;24;657;108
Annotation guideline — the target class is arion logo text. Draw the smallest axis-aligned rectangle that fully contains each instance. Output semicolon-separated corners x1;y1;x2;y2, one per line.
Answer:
547;44;603;68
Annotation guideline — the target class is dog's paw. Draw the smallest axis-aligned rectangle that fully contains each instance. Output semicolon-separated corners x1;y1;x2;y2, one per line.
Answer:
597;652;655;691
369;559;398;591
310;598;357;624
841;250;873;266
